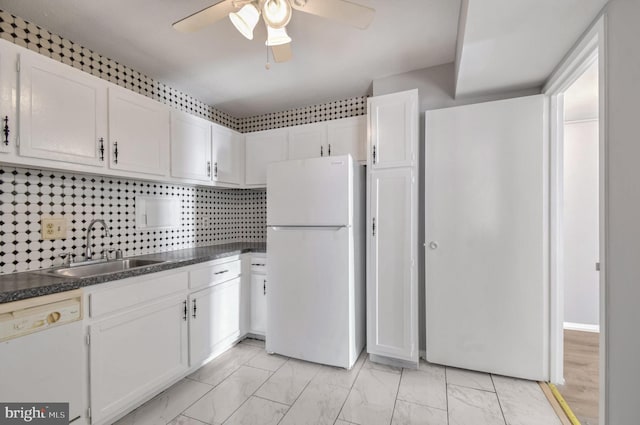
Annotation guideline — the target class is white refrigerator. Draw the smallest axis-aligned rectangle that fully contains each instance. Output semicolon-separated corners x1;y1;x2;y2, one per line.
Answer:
266;154;365;369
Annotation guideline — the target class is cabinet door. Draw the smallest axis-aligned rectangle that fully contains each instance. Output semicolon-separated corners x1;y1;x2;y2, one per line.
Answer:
250;274;267;335
288;122;327;160
18;50;107;166
89;295;188;424
368;89;418;169
327;116;366;161
170;110;212;182
367;168;418;363
189;278;241;366
108;87;170;176
0;42;15;154
212;124;243;185
245;129;288;186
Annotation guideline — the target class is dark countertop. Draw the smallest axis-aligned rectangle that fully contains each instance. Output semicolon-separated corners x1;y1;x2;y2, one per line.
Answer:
0;242;266;304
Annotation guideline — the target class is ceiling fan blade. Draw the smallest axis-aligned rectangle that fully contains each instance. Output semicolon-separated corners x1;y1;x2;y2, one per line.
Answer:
272;43;293;63
173;0;237;32
290;0;375;29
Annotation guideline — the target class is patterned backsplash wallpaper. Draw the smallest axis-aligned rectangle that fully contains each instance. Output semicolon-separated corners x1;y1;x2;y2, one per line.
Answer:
0;166;266;274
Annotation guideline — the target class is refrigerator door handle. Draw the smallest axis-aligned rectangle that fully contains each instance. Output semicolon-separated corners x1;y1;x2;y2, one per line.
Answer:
268;225;350;231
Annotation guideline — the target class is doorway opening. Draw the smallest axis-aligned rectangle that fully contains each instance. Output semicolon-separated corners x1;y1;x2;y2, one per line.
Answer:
557;58;600;425
545;16;605;425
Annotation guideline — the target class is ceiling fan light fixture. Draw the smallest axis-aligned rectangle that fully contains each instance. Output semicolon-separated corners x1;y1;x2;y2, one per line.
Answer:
265;25;292;46
229;2;261;40
262;0;292;29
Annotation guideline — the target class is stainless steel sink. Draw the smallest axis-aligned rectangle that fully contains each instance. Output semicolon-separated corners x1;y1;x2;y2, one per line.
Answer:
33;259;167;278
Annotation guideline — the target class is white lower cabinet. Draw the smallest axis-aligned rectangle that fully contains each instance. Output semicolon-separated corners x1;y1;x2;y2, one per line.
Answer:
250;274;267;335
189;277;241;367
88;294;188;424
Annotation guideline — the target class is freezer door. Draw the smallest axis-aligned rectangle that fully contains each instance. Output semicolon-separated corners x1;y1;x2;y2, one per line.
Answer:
266;226;355;368
267;155;353;226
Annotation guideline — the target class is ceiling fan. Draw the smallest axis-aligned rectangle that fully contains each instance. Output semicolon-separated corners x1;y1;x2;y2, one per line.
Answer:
173;0;375;64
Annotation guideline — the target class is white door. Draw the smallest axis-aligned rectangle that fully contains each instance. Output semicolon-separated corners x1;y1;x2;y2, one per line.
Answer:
170;110;212;182
425;95;548;381
266;226;352;367
89;295;188;424
368;89;418;169
212;124;243;185
18;50;107;166
327;116;366;161
108;87;170;176
245;128;288;186
250;274;267;335
288;122;327;159
267;155;352;226
368;168;418;363
190;278;241;366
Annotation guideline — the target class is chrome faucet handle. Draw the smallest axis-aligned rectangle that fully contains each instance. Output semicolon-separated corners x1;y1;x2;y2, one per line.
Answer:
115;249;123;260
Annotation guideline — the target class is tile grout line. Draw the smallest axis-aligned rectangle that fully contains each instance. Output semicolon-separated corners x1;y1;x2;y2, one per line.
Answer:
334;351;368;425
389;366;404;425
491;374;509;425
274;363;324;425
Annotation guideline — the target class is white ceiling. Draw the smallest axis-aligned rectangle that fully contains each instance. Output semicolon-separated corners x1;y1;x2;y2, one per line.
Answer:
0;0;461;117
455;0;608;98
564;59;599;122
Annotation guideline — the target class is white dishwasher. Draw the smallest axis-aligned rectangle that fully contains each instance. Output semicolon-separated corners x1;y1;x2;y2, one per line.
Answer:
0;289;84;423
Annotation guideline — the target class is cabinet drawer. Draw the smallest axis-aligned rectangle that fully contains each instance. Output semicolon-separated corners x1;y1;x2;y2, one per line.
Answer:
89;271;188;318
250;257;267;274
189;259;241;289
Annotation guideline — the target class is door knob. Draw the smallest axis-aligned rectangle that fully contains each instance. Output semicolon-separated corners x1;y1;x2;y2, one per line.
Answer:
429;241;439;250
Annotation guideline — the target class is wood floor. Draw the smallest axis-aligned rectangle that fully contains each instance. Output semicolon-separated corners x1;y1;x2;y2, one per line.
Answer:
557;329;599;425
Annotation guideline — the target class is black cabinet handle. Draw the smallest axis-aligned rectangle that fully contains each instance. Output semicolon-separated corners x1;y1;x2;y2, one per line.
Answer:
320;145;323;157
372;217;376;237
183;300;187;321
328;144;331;156
113;141;119;164
192;299;197;319
251;263;265;267
3;116;9;146
98;137;104;161
214;269;229;275
214;162;218;178
207;161;211;177
372;145;377;164
263;279;266;295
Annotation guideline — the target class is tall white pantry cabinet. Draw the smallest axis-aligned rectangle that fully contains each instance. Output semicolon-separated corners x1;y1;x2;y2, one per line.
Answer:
366;89;419;366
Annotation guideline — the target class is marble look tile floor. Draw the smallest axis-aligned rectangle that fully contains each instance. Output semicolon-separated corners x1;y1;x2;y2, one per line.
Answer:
116;339;563;425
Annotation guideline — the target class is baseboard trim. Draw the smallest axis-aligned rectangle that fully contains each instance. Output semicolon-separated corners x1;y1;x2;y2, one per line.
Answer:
563;322;600;333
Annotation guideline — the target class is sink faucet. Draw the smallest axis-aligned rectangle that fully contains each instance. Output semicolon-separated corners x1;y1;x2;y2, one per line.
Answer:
85;219;111;260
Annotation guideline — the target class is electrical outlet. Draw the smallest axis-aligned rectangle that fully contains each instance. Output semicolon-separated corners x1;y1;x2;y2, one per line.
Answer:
41;217;67;240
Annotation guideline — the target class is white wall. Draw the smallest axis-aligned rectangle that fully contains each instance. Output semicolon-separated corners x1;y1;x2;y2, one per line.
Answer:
563;120;599;327
372;64;541;351
603;0;640;423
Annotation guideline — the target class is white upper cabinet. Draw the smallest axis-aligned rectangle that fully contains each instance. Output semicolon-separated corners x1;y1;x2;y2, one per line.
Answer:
212;124;243;186
245;128;288;186
327;116;366;161
108;86;170;176
288;122;327;159
368;89;418;169
170;110;212;182
287;117;366;162
18;49;108;166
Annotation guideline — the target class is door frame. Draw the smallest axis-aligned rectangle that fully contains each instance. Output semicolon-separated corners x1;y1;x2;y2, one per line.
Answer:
543;14;607;424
